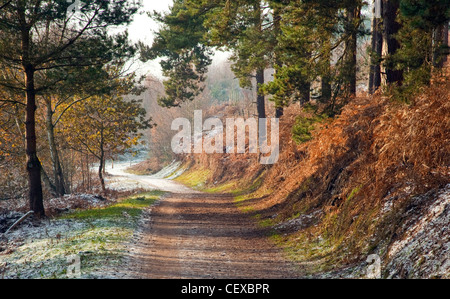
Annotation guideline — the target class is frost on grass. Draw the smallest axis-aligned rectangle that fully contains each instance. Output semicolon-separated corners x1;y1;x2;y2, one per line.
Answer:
0;193;158;279
385;185;450;278
0;216;135;279
105;161;191;193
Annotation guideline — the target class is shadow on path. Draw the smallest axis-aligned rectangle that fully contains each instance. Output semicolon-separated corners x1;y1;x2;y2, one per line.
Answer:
124;192;303;279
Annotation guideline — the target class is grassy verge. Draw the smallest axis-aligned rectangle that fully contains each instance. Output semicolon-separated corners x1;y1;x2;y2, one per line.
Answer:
203;181;238;194
0;191;164;279
62;191;164;220
174;166;211;189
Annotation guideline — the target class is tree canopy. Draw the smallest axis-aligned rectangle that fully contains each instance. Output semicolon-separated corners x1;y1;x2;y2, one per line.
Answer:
144;0;448;115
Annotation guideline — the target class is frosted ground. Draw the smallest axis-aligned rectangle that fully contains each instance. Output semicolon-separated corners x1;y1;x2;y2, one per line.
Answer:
0;160;188;279
104;160;193;193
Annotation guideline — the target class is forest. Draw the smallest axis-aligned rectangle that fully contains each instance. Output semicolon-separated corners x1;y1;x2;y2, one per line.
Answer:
0;0;449;280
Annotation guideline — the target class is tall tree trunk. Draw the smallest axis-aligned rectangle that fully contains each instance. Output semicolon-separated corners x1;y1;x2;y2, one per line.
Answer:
373;19;383;91
442;22;449;67
368;27;375;93
86;153;91;190
98;129;106;193
345;5;361;96
369;1;383;94
256;68;267;154
98;157;105;193
383;0;403;85
256;68;266;119
45;99;66;196
81;152;86;189
24;65;45;217
273;6;283;119
253;1;266;120
321;37;332;103
433;22;449;68
40;164;57;197
299;81;310;106
321;75;332;103
20;4;45;217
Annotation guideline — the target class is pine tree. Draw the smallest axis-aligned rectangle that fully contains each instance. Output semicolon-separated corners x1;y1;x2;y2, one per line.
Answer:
0;0;140;217
145;0;282;119
198;0;277;119
385;0;449;100
262;0;364;114
399;0;449;68
139;0;213;108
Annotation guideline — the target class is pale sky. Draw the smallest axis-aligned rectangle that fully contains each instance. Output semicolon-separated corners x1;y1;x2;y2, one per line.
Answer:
125;0;229;79
126;0;174;79
128;0;173;44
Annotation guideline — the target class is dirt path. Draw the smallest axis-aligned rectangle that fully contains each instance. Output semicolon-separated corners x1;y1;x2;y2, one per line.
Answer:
124;192;303;279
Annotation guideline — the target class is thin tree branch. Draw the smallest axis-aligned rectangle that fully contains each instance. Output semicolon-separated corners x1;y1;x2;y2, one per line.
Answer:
0;99;26;106
53;95;92;127
0;0;12;10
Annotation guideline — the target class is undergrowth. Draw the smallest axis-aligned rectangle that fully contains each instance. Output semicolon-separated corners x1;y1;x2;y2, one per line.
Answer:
173;76;449;277
292;109;330;144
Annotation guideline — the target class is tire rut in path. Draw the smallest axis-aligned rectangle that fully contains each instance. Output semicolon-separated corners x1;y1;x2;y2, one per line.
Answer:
125;192;302;279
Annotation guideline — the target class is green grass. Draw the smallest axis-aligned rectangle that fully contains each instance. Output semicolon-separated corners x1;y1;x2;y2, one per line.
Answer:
292;112;330;144
236;204;255;214
258;218;276;228
203;181;239;193
174;167;211;189
62;191;164;220
347;185;363;202
233;171;267;202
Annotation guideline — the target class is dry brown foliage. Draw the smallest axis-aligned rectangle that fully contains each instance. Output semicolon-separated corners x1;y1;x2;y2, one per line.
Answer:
183;71;449;268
